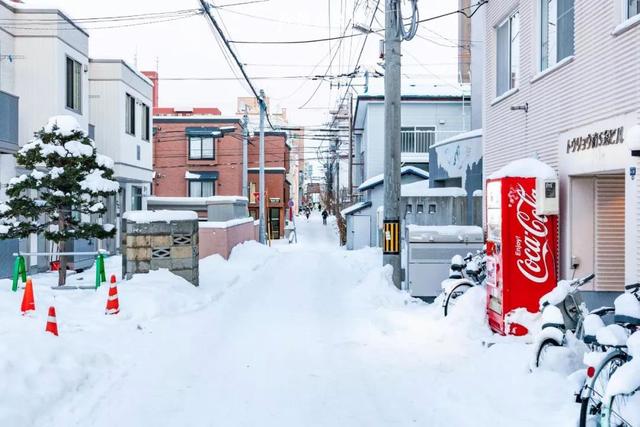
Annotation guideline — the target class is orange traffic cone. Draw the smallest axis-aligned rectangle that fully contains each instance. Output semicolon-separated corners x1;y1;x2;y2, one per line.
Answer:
21;277;35;314
45;306;58;336
110;274;117;284
105;279;119;315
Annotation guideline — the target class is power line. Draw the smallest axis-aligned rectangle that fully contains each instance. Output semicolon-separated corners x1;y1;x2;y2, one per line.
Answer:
198;0;276;130
228;1;487;45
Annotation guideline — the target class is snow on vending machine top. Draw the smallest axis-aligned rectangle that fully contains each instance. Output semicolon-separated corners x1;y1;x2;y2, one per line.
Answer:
485;159;559;335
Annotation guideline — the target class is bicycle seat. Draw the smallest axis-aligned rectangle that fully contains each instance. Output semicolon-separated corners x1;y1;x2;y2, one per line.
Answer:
614;293;640;326
595;324;629;347
625;282;640;293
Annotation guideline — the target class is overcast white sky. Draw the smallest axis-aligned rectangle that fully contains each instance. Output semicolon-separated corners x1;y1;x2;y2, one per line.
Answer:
47;0;462;127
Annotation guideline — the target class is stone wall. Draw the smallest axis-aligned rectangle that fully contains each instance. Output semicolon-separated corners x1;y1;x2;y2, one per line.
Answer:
122;218;199;286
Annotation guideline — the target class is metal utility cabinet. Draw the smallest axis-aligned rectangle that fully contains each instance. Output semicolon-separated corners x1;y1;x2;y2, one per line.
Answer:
406;225;484;301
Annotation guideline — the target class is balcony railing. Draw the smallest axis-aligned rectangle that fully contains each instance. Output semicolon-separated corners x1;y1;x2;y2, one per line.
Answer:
401;129;434;153
400;129;472;154
0;90;18;153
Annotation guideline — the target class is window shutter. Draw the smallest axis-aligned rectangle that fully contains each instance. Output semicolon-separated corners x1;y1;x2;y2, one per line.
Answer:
496;22;509;96
557;0;574;60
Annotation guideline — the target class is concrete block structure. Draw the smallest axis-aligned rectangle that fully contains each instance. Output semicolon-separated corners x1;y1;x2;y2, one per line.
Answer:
122;212;199;286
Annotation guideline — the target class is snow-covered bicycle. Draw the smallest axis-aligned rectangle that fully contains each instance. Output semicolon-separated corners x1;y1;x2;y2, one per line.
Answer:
579;283;640;427
441;250;486;317
533;273;615;370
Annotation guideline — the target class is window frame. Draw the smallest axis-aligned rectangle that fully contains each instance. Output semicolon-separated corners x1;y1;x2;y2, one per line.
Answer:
141;104;150;141
539;0;575;71
627;0;640;19
496;11;520;97
125;93;136;136
188;136;216;160
188;180;215;197
65;56;82;113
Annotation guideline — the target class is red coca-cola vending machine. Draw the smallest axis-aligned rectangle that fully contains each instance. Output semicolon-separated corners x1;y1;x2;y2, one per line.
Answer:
485;175;559;335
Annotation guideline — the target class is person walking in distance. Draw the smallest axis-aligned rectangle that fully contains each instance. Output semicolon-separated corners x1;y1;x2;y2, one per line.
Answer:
321;209;328;225
305;208;310;220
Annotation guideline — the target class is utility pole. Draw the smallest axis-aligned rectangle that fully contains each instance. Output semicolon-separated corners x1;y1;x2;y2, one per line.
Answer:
258;90;266;244
334;139;340;213
348;92;353;201
242;106;249;199
383;0;403;289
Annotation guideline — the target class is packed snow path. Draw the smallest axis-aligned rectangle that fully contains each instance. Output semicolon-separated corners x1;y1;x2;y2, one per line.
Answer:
2;213;578;426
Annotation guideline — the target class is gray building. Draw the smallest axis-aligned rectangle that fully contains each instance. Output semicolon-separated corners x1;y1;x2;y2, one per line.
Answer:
483;0;640;302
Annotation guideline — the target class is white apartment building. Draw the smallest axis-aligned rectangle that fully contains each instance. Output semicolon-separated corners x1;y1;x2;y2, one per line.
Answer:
484;0;640;303
0;0;90;272
89;59;153;217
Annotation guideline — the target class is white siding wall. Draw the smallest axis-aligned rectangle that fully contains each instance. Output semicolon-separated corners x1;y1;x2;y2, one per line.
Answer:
89;61;153;184
363;101;470;179
0;6;15;94
484;0;640;286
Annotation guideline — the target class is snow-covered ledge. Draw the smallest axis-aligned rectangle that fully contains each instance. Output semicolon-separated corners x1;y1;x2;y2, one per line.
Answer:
123;210;198;224
612;14;640;36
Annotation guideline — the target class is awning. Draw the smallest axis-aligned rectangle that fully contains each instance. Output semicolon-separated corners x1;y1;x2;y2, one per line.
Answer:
185;127;222;137
185;171;219;180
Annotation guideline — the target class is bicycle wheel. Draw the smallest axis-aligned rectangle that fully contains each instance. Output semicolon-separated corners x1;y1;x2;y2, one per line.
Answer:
534;338;562;370
579;351;627;427
604;392;640;427
443;282;473;317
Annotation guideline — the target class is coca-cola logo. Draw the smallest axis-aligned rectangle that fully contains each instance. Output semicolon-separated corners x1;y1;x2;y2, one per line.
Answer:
513;184;552;284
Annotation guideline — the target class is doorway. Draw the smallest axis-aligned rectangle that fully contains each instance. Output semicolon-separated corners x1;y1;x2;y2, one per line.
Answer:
570;174;625;291
269;208;281;239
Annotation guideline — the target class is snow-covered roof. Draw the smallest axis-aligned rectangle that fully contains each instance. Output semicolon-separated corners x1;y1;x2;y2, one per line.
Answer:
421;187;467;198
364;80;470;98
146;196;247;205
358;166;429;192
400;180;429;197
123;210;198;223
488;158;557;180
341;201;371;216
431;128;483;149
473;189;483;197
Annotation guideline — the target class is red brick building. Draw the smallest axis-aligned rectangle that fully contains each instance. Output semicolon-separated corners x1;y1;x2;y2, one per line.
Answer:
143;71;290;238
247;131;290;239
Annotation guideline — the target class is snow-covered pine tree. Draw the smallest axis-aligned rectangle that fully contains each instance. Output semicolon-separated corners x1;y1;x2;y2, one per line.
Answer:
0;116;119;286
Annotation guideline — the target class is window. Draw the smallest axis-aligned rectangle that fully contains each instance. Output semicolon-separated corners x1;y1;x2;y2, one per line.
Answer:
136;145;141;161
428;204;437;214
126;94;136;135
540;0;574;70
141;104;150;141
189;136;215;160
189;180;215;197
417;204;424;214
496;12;520;96
66;57;82;112
131;186;142;210
628;0;640;18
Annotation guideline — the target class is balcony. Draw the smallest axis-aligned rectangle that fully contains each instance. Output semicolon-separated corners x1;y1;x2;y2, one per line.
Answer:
0;90;19;153
400;128;470;163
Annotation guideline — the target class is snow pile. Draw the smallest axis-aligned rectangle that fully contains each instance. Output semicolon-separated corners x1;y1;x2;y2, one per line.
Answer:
582;313;606;338
400;180;429;197
421;187;467;197
63;139;94;157
488;158;557;180
539;280;573;308
123;210;198;223
96;154;115;169
614;292;640;321
595;324;629;346
44;115;83;137
79;170;120;193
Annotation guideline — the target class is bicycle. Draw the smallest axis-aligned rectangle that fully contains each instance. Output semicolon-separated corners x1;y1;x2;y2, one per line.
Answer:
579;282;640;427
533;273;615;370
441;250;487;317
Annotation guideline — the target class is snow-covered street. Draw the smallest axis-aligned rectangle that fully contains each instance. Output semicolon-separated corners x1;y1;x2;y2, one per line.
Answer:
1;213;578;426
